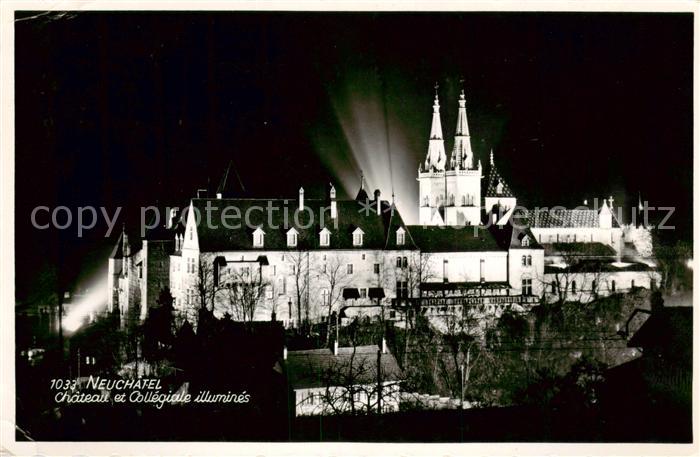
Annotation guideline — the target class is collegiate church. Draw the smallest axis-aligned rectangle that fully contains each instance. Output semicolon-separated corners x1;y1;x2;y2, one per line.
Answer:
108;87;658;329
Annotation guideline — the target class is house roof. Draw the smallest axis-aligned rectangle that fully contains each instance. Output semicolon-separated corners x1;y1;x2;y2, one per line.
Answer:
191;198;415;252
542;242;617;257
521;208;621;228
406;225;504;252
487;216;543;251
285;345;404;390
485;164;514;198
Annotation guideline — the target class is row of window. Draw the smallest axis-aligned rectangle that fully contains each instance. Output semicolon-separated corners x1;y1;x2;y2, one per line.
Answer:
422;194;477;207
521;255;533;266
253;228;407;248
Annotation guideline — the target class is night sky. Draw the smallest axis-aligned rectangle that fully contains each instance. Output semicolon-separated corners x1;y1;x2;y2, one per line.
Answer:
14;12;693;300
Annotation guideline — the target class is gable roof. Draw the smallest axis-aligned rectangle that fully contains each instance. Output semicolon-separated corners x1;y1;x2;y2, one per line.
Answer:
520;208;621;228
406;225;503;252
191;198;416;252
285;345;404;390
485;164;514;198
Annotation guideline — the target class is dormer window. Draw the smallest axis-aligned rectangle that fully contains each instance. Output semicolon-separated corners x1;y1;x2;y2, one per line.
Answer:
253;227;265;248
496;180;504;195
396;227;406;246
352;228;364;247
521;235;530;247
286;228;298;248
319;227;331;247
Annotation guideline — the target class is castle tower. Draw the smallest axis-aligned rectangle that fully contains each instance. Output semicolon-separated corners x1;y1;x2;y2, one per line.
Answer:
442;89;482;226
418;87;448;225
450;89;474;170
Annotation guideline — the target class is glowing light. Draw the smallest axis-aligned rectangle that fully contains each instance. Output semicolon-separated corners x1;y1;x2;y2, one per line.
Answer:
686;258;693;270
62;273;109;334
314;69;424;223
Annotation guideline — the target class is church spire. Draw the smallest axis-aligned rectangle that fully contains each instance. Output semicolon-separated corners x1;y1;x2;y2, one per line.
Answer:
450;88;474;170
424;83;447;171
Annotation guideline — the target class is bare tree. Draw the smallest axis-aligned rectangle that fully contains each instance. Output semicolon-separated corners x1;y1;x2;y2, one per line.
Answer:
192;253;225;318
222;263;270;323
288;250;310;329
315;254;352;345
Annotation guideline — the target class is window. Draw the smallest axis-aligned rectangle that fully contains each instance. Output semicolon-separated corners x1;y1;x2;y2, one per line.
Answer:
631;279;635;289
527;255;532;266
362;254;366;260
352;232;363;246
592;280;597;292
253;228;265;247
521;235;530;247
480;259;485;282
287;229;298;247
396;281;409;298
187;258;196;274
188;226;193;240
496;181;504;195
571;281;577;293
374;263;380;274
522;279;532;295
443;259;449;283
396;256;402;268
347;264;353;275
611;280;616;292
521;255;527;266
396;228;406;245
551;281;557;293
321;289;329;305
461;195;467;206
402;257;408;268
265;286;273;299
320;228;331;247
360;288;367;299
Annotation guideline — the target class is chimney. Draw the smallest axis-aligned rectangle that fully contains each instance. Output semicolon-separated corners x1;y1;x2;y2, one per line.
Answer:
382;338;388;354
374;189;381;215
283;346;287;360
330;184;337;219
216;192;222;199
333;340;339;356
299;187;305;211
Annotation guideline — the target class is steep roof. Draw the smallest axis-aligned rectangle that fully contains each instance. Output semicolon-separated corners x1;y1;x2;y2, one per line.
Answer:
191;198;415;252
406;225;503;252
285;345;404;390
521;208;621;228
485;163;514;198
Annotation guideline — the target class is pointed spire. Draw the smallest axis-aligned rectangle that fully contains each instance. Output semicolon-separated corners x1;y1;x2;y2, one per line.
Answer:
429;83;443;140
424;84;447;171
449;87;474;170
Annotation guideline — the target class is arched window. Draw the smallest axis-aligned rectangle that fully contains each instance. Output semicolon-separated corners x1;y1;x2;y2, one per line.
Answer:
527;255;532;266
521;235;530;247
521;255;527;266
611;280;616;292
571;281;577;293
461;195;466;206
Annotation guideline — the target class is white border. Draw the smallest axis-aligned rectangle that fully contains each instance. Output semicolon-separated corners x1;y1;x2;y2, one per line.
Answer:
1;1;698;456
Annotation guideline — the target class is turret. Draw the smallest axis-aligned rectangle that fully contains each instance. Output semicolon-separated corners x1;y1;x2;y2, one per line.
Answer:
450;89;474;170
424;85;446;172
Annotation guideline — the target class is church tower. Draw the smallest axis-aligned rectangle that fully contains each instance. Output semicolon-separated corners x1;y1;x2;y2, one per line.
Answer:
443;89;483;226
418;87;448;225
